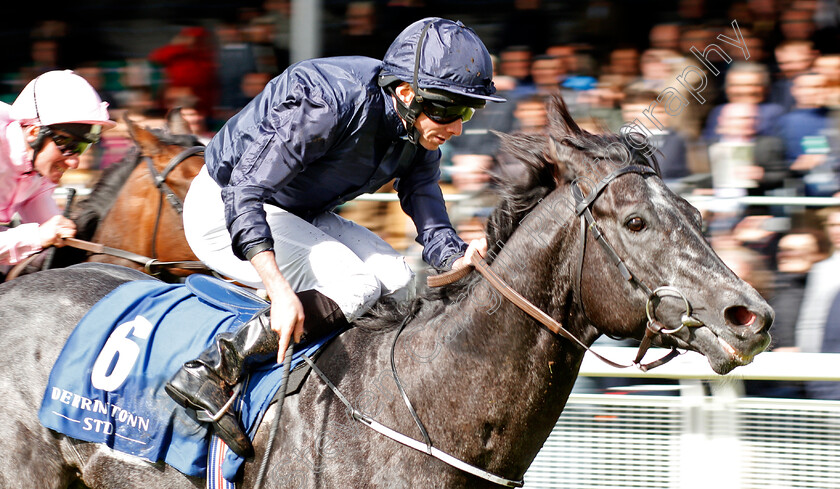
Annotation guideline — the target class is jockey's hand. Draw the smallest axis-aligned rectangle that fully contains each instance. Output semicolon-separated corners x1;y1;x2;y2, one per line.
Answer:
39;215;76;248
270;287;305;364
250;250;305;363
452;236;487;270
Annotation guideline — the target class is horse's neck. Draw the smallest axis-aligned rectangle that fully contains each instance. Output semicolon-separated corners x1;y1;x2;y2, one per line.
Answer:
396;230;590;478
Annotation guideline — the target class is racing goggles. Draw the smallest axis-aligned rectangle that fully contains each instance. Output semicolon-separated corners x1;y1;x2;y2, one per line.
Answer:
47;128;93;157
422;101;475;124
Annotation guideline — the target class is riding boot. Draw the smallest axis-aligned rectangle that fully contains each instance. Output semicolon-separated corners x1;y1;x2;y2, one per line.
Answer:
164;289;347;458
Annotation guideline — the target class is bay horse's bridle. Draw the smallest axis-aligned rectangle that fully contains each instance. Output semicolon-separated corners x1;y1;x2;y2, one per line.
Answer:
143;145;204;258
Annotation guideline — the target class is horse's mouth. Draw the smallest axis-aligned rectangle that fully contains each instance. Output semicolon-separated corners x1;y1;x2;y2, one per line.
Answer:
667;324;770;375
716;335;753;366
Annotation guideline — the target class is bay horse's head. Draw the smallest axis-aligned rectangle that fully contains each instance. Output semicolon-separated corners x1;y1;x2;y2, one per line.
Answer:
488;96;772;374
84;110;206;279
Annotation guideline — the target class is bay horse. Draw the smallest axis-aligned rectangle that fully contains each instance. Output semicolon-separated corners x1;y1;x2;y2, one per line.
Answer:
8;110;207;282
0;97;772;488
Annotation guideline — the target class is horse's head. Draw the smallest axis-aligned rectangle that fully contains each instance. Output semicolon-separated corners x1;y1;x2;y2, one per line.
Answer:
124;114;206;200
489;96;772;375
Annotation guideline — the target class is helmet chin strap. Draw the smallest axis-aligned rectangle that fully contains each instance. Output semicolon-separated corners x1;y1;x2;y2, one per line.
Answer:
23;126;49;175
390;87;424;146
396;20;435;147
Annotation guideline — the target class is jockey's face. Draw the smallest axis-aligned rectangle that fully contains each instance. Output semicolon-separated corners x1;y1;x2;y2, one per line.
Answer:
413;112;463;151
26;126;82;184
393;82;465;151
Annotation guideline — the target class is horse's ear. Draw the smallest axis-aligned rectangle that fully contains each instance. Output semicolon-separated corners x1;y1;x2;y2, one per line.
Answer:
165;108;193;136
547;95;582;138
124;115;163;156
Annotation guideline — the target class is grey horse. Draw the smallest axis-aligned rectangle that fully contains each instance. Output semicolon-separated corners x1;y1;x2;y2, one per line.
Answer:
0;97;772;488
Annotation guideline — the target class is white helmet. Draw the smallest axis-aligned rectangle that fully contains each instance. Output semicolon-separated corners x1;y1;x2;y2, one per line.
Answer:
10;70;116;134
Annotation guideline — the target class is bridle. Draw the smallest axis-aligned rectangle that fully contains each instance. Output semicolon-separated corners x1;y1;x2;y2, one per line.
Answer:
144;145;204;258
429;145;706;370
298;144;709;488
571;161;696;369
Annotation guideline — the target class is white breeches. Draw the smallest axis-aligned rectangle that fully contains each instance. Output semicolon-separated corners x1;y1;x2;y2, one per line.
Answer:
183;166;415;321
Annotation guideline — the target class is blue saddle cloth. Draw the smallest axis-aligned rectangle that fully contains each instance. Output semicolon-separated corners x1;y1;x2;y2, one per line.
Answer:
39;274;343;482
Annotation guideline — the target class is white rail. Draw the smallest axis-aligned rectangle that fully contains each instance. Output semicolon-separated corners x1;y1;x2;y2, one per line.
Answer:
580;347;840;381
524;348;840;489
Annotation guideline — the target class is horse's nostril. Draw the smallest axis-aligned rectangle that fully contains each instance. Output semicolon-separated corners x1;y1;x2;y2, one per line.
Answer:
725;305;758;330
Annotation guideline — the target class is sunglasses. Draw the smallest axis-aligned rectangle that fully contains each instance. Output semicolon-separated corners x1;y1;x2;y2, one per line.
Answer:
422;101;476;124
47;129;92;157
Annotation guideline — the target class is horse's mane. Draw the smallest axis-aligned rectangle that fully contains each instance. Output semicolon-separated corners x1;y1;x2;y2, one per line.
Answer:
71;129;203;240
355;96;658;333
485;98;659;255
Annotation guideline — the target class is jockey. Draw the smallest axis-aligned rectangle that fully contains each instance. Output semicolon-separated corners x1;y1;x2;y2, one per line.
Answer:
167;17;505;456
0;70;114;268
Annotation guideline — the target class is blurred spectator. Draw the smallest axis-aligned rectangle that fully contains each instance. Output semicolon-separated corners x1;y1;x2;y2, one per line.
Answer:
769;39;818;111
498;45;534;97
450;154;494;193
814;53;840;107
550;44;599;109
244;16;281;76
807;288;840;399
775;71;833;195
74;63;119;111
148;26;218;121
649;23;682;52
163;87;214;144
679;24;715;59
527;54;563;97
709;102;788;195
702;62;786;141
214;21;259;120
625;48;677;94
746;228;828;398
239;72;273;102
796;207;840;354
715;243;774;299
511;94;549;134
621;89;690;183
779;5;818;43
740;26;769;64
771;229;830;348
600;46;640;92
324;1;387;59
259;0;291;71
21;39;60;82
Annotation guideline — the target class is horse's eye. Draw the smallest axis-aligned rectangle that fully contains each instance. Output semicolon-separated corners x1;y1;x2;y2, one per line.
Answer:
625;216;646;232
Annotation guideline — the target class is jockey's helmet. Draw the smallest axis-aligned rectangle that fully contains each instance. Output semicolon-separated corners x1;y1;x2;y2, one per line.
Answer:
11;70;115;144
378;18;505;143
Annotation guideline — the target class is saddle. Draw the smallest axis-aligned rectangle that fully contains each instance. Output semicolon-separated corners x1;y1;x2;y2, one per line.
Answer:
38;274;347;480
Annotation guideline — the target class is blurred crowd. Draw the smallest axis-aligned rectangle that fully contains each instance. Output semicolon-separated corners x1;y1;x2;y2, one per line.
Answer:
3;0;840;399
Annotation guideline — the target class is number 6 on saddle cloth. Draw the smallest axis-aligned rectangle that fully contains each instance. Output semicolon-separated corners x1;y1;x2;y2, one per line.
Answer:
38;274;346;481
